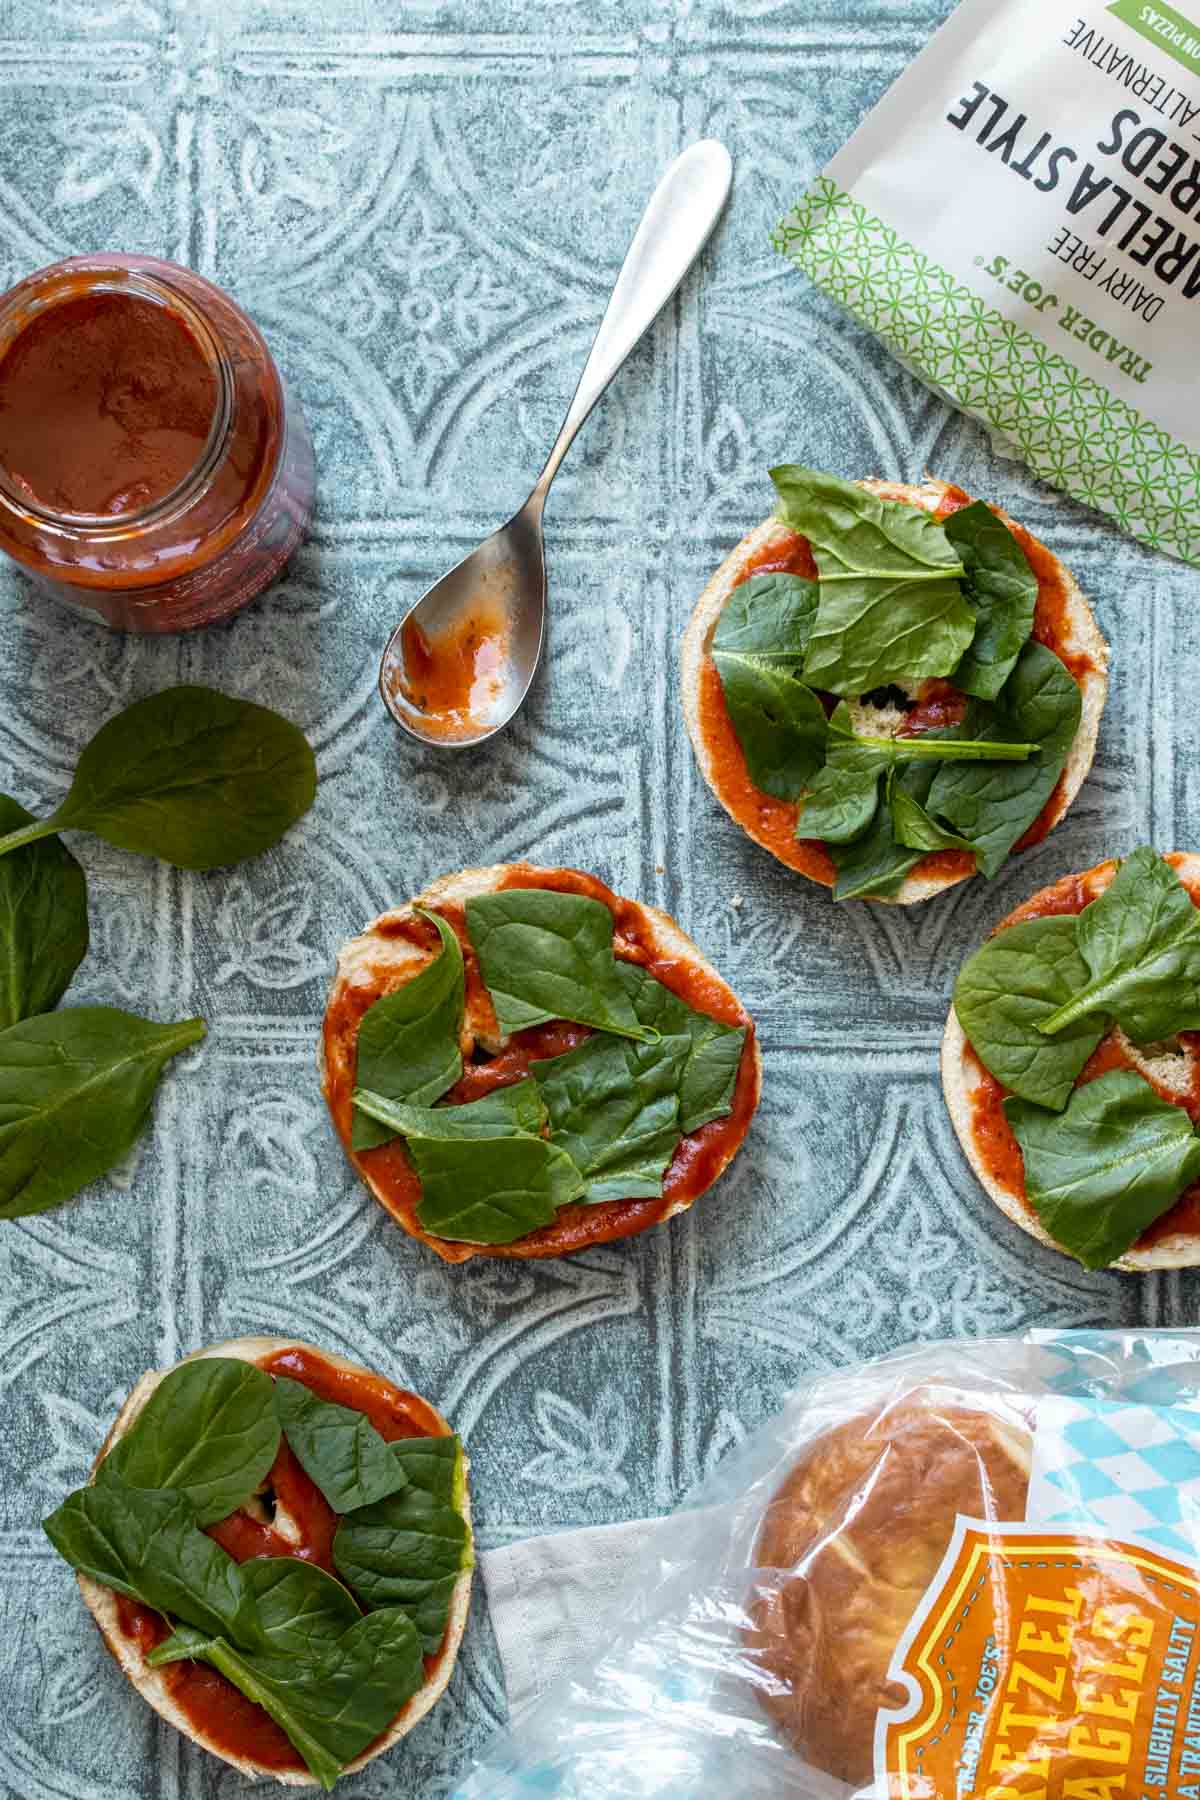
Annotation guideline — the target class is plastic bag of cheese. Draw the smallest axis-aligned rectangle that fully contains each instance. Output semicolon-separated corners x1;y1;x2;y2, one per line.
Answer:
455;1330;1200;1796
773;0;1200;568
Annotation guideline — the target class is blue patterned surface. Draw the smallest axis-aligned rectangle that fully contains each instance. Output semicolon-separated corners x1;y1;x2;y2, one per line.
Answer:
0;2;1195;1796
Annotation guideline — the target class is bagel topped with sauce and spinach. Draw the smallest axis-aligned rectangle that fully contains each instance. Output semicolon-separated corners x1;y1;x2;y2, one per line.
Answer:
42;1336;472;1789
321;864;760;1262
943;849;1200;1270
681;467;1108;903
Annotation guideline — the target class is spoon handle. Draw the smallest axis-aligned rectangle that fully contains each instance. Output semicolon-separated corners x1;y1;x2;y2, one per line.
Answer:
532;139;732;499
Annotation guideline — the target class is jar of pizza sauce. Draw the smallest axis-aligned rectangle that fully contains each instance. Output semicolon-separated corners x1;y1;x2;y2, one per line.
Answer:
0;255;314;631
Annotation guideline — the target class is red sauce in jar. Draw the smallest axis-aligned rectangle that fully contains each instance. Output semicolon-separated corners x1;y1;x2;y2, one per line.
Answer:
322;867;759;1261
0;292;218;517
964;857;1200;1252
0;257;313;631
110;1348;448;1774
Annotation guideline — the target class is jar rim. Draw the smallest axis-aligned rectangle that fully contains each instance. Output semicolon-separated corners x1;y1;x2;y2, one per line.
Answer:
0;265;235;536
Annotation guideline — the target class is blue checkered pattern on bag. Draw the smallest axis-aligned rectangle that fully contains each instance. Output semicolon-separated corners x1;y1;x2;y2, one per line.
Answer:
1028;1394;1200;1561
1030;1329;1200;1407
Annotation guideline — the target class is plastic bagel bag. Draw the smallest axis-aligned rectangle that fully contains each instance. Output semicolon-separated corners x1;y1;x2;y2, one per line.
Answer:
456;1330;1200;1796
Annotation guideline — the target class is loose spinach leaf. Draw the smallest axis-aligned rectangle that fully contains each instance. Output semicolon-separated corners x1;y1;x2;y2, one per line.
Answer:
334;1487;472;1653
351;910;465;1151
0;687;317;873
0;795;88;1031
0;1006;206;1219
388;1435;462;1505
709;654;829;799
147;1608;426;1791
926;642;1081;877
465;889;656;1043
42;1483;255;1645
98;1359;280;1526
532;1032;689;1202
770;465;974;696
711;573;818;662
798;766;883;843
613;961;746;1135
944;501;1038;700
353;1079;545;1144
1006;1071;1200;1269
890;785;976;858
410;1133;584;1244
1038;848;1200;1044
953;917;1105;1109
275;1378;409;1514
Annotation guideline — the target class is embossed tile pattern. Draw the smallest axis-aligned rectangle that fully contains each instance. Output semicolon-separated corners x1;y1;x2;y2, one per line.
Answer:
0;1;1191;1794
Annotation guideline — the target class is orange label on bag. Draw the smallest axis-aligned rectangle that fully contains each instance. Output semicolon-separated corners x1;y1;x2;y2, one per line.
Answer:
879;1521;1200;1797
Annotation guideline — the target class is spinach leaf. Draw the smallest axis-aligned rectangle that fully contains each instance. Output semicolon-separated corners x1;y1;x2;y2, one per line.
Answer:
1038;848;1200;1044
42;1483;255;1645
334;1486;472;1653
465;889;656;1043
0;688;316;872
353;1079;545;1144
844;730;1034;765
410;1133;584;1244
237;1557;364;1658
890;785;975;857
711;573;818;662
275;1378;409;1514
352;909;464;1151
953;917;1105;1109
152;1559;364;1667
709;654;828;798
823;704;1033;768
389;1435;462;1505
0;1007;206;1219
798;766;883;843
532;1032;689;1202
0;795;88;1030
770;465;974;695
613;961;746;1134
97;1358;280;1525
944;501;1038;700
1006;1071;1200;1269
147;1608;425;1792
829;768;932;902
926;642;1081;877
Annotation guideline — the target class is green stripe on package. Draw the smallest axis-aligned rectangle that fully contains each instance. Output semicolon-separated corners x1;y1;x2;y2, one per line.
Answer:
773;0;1200;566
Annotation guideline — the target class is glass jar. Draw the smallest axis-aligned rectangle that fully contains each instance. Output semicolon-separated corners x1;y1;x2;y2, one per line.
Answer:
0;254;315;631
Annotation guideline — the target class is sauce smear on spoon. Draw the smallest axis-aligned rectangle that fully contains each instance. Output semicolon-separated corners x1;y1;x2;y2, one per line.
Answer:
393;590;512;742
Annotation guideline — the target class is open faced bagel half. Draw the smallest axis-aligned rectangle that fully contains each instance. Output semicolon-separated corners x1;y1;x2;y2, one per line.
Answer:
321;862;761;1263
681;477;1109;904
79;1335;471;1787
942;852;1200;1271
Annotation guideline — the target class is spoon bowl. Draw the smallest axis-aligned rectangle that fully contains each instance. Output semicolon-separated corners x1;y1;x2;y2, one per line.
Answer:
380;499;546;748
379;139;732;747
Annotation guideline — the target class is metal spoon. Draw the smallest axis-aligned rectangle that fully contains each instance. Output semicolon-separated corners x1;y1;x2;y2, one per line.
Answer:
380;138;733;746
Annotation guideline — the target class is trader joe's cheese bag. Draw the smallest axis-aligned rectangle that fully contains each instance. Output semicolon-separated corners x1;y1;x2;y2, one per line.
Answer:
775;0;1200;566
